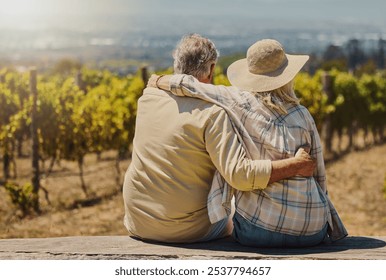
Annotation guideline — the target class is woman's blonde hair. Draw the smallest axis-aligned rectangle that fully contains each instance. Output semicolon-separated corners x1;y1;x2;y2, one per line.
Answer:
252;80;299;115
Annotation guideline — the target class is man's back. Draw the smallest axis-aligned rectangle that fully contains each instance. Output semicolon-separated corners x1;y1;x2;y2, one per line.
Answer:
123;87;222;242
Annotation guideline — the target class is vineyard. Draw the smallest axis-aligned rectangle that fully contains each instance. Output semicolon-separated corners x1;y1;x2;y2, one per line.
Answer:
0;66;386;232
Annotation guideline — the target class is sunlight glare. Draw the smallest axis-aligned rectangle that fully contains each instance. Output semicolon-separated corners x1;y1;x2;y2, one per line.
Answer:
0;0;43;16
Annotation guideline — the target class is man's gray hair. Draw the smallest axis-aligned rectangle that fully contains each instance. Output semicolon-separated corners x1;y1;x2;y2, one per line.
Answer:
173;34;219;80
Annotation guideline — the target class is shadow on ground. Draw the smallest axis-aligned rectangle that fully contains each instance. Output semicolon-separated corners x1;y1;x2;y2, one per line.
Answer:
141;236;386;257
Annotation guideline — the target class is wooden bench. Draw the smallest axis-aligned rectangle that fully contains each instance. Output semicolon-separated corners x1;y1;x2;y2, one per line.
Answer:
0;235;385;259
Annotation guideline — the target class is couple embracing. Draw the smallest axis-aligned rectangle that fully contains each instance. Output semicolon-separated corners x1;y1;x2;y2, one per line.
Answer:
123;34;347;248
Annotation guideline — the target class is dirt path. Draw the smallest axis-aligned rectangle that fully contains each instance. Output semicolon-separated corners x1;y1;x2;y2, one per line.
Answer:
326;144;386;236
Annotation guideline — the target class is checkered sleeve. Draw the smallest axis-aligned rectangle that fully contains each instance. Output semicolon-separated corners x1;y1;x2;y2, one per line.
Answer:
207;172;233;223
169;74;243;106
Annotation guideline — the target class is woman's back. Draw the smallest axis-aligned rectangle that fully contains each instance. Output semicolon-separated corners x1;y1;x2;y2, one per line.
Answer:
234;97;330;236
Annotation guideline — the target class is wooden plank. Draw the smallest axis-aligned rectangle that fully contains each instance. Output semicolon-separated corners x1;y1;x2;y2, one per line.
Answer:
0;236;385;260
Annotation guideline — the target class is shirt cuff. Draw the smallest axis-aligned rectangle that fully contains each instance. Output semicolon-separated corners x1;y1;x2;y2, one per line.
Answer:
252;160;272;190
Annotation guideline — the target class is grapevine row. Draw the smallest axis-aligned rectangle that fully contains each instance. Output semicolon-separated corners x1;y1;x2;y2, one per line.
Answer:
0;66;385;214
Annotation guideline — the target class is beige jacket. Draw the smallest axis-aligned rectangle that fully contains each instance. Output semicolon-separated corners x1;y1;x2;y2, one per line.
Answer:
123;87;271;243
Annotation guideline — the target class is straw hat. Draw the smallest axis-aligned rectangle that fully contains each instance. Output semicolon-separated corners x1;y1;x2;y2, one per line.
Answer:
227;39;309;92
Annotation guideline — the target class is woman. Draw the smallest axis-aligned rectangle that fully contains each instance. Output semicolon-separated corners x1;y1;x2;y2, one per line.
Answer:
149;39;347;247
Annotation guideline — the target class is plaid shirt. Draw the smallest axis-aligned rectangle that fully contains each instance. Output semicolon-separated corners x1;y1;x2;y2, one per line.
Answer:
169;74;347;240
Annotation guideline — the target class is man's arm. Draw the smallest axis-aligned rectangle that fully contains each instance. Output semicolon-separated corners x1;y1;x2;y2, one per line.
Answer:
269;148;316;184
205;107;315;191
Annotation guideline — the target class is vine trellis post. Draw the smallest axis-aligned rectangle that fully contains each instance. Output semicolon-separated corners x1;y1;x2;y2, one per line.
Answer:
30;68;41;213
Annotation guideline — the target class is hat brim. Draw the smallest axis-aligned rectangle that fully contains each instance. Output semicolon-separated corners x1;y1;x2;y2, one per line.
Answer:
227;54;309;92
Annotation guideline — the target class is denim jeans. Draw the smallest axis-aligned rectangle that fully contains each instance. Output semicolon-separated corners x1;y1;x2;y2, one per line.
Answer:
232;212;328;248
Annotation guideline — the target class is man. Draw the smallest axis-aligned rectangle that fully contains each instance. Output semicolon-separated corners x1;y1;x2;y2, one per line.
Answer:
122;34;316;243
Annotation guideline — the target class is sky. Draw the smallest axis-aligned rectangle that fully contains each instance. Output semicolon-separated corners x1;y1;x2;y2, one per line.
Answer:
0;0;385;65
0;0;385;30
